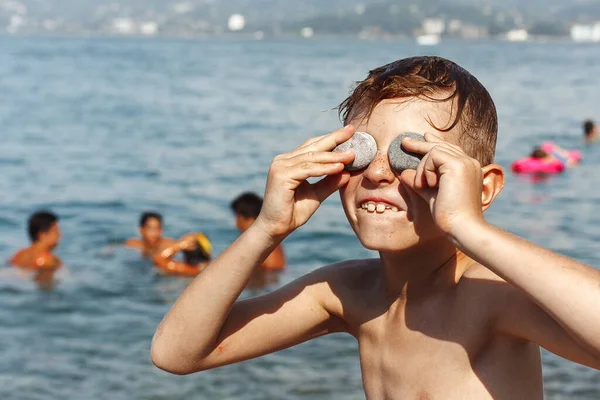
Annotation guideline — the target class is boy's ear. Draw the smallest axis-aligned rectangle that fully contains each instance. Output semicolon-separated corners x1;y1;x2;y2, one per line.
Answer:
481;163;504;212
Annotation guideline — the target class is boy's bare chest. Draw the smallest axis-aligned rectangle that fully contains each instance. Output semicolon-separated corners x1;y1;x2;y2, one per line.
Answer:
350;303;542;399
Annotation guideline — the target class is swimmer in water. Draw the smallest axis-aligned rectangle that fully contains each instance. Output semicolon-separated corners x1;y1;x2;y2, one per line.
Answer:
584;119;599;143
230;192;286;271
153;56;600;398
10;211;62;286
533;143;580;168
152;233;212;276
125;212;176;257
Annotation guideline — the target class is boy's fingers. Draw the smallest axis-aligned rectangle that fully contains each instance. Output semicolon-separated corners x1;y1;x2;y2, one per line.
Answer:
289;125;355;157
424;132;466;154
287;162;346;182
414;152;430;189
311;172;351;203
400;170;436;204
298;133;330;149
423;131;444;143
282;150;355;167
402;137;436;155
403;136;464;157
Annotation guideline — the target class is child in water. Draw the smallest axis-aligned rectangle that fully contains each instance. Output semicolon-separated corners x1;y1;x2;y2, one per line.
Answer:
125;212;176;257
152;56;600;398
10;211;62;286
230;192;286;271
152;233;212;276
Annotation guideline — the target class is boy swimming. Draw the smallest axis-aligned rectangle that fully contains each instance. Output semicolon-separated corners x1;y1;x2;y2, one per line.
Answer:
151;56;600;398
10;211;62;286
230;192;286;271
125;212;176;257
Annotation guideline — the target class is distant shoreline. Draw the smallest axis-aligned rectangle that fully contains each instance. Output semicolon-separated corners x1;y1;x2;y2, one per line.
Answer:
0;32;596;45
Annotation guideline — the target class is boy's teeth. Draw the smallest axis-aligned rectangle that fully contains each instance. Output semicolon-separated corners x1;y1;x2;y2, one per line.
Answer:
361;202;400;213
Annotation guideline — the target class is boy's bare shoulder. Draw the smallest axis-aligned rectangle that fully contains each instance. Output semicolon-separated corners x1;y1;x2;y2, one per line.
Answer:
313;258;380;285
124;238;143;248
10;248;30;266
307;259;382;327
459;261;526;319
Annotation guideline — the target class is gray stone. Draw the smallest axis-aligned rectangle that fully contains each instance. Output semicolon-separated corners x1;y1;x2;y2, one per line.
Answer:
388;132;425;172
333;131;377;171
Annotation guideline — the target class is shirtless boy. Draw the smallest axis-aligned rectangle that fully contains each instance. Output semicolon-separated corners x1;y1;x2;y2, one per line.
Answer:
11;210;62;271
151;56;600;399
125;212;175;257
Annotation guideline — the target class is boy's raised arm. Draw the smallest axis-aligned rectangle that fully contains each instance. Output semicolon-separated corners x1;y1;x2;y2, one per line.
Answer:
151;126;355;375
401;133;600;369
458;223;600;368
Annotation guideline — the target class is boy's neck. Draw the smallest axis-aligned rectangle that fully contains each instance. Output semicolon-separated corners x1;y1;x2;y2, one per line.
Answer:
379;239;473;300
31;241;53;253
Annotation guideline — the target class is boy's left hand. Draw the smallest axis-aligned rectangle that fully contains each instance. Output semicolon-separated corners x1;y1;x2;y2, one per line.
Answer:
399;132;485;237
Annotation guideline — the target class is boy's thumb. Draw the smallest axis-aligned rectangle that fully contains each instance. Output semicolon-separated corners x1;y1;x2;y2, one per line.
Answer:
313;172;350;203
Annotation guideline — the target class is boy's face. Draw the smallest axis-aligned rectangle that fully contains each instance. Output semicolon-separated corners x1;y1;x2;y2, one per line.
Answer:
339;98;460;251
235;214;254;233
140;218;163;246
40;222;61;249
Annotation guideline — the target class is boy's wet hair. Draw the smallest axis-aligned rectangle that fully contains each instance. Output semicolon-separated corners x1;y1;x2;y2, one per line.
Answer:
338;56;498;166
139;211;163;228
183;234;212;266
28;211;58;242
583;120;596;137
530;147;548;159
230;192;263;219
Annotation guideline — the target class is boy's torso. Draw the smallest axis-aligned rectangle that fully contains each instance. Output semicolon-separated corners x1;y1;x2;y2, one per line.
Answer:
323;259;543;400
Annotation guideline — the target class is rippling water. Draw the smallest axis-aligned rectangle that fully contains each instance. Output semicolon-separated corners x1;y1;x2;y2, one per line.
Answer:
1;36;599;399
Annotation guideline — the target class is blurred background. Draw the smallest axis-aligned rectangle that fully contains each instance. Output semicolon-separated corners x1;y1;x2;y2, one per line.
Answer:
1;1;600;399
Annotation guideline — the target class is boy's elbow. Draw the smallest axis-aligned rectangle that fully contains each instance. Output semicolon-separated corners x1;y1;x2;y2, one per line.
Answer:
151;339;211;375
151;343;195;375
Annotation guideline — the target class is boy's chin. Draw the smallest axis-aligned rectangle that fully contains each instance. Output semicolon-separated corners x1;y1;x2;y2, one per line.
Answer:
356;229;421;252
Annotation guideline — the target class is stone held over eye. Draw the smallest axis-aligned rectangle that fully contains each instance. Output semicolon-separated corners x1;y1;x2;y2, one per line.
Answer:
388;132;425;172
333;131;377;171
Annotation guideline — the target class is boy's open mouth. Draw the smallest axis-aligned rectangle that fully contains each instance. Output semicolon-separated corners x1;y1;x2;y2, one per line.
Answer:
359;201;401;213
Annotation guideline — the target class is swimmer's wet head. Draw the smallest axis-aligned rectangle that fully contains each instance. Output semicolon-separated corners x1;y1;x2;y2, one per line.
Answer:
182;233;212;266
333;131;425;172
530;147;549;159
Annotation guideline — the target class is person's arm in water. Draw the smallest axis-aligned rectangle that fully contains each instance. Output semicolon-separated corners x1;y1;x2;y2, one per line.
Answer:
151;126;356;375
401;133;600;369
152;236;205;276
261;244;286;270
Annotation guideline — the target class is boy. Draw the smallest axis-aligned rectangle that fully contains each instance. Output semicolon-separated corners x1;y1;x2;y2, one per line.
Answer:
584;119;598;143
151;56;600;398
125;212;176;257
152;232;212;276
10;211;62;271
230;192;286;271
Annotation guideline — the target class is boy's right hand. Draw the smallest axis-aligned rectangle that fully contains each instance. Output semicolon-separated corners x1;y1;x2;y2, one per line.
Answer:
256;125;356;240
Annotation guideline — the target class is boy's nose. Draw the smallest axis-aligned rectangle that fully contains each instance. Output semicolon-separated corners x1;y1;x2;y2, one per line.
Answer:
362;150;395;185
